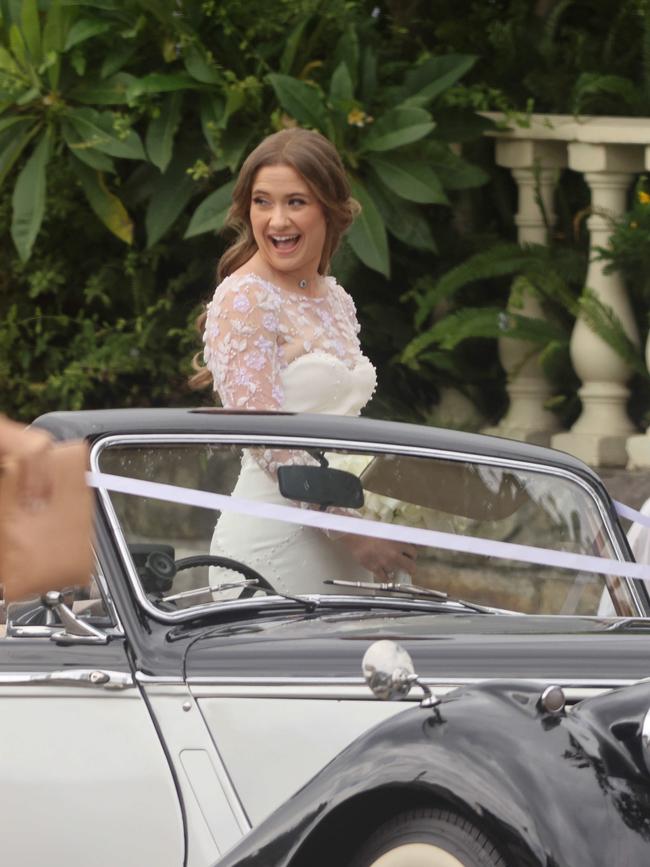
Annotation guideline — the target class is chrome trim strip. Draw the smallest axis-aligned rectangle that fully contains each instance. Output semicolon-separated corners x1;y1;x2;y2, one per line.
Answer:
135;673;184;684
135;672;624;702
185;674;630;689
90;433;639;623
0;669;134;689
185;675;640;689
186;679;619;704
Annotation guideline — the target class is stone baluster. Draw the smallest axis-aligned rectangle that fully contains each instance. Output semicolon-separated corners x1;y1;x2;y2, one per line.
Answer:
552;143;644;466
626;143;650;468
484;140;566;445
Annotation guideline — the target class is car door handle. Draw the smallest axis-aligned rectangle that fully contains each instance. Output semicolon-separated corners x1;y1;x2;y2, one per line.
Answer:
0;669;134;690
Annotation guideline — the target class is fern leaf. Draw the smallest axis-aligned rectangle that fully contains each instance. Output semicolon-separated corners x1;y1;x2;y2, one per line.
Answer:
414;243;529;327
603;1;634;68
526;267;580;315
404;302;568;370
572;73;644;114
500;311;567;345
427;306;504;349
401;329;441;368
420;307;565;352
417;351;460;375
508;274;537;309
542;0;575;44
538;338;570;373
578;287;647;375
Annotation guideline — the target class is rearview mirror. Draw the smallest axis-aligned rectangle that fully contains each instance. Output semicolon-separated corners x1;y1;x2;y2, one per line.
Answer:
277;465;364;509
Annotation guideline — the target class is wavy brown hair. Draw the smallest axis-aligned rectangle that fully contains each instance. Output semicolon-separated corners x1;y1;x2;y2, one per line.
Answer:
189;128;359;391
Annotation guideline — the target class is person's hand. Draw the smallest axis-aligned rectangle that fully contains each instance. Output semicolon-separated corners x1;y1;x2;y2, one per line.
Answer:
15;429;53;510
0;417;53;509
338;533;417;582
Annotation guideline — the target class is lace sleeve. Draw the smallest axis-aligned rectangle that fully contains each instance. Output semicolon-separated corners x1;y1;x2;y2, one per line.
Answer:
203;276;318;479
333;281;361;336
204;277;285;411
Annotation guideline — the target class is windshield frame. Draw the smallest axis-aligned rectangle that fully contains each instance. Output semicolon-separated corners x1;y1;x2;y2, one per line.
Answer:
91;432;643;624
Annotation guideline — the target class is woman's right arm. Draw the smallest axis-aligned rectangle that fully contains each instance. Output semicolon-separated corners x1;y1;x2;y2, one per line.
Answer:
203;278;319;477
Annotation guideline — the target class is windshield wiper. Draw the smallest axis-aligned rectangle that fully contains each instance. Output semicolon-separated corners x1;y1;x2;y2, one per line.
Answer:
160;579;320;612
163;580;259;602
323;579;499;614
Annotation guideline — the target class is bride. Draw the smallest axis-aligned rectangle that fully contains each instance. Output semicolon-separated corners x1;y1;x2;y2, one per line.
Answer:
191;128;416;595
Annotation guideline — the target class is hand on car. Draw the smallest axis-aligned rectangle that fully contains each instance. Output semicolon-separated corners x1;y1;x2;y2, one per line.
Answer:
339;534;417;582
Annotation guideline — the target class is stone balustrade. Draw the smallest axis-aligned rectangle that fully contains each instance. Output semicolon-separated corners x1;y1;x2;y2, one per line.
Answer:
482;113;650;468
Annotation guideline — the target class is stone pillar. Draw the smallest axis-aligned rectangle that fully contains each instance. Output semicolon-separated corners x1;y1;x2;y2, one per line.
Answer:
626;143;650;468
553;143;644;466
484;140;566;445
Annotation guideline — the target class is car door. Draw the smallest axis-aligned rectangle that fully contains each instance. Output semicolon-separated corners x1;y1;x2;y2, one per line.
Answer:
0;558;184;867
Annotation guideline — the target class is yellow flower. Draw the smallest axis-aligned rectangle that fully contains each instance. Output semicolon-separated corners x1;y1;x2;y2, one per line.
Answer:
631;221;638;229
347;108;367;127
638;191;650;205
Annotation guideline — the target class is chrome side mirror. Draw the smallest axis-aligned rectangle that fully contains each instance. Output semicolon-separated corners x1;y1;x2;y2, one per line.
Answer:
43;591;107;645
362;640;438;708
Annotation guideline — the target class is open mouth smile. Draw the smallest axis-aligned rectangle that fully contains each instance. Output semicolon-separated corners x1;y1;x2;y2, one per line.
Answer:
269;233;301;252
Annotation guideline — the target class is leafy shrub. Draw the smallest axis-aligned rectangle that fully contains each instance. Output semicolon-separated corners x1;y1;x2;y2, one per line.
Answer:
0;0;490;421
3;0;650;425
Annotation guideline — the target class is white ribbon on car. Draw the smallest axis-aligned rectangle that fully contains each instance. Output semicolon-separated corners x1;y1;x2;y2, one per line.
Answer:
614;500;650;528
87;471;650;583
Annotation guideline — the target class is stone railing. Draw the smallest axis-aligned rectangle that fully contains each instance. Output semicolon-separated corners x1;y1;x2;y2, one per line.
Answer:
481;113;650;468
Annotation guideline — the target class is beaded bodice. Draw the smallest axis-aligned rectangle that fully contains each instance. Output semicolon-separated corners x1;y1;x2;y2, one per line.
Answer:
203;273;373;408
202;272;377;477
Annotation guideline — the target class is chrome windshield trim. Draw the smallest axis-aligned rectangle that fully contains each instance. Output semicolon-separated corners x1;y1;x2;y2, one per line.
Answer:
92;555;124;635
90;432;639;623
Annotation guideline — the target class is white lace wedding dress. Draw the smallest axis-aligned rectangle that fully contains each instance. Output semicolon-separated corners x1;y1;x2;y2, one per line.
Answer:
203;273;377;594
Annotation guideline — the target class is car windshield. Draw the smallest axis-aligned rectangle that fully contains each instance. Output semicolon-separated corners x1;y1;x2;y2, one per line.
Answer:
96;439;635;618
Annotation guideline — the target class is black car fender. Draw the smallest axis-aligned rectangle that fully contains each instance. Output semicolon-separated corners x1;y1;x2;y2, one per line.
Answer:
216;679;650;867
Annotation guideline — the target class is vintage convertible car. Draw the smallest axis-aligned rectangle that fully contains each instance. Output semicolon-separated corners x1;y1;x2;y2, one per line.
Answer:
2;408;650;867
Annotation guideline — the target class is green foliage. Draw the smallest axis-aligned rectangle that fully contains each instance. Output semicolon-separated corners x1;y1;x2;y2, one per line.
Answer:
0;154;213;419
0;0;487;278
266;45;487;278
0;0;489;420
404;0;650;116
383;0;650;424
400;235;648;422
578;287;647;376
597;179;650;300
400;242;579;395
4;0;650;426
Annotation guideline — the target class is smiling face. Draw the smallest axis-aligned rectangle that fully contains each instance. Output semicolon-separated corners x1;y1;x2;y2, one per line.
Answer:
249;164;327;283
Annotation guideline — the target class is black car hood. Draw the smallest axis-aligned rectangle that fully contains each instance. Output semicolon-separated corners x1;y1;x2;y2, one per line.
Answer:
177;608;650;685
